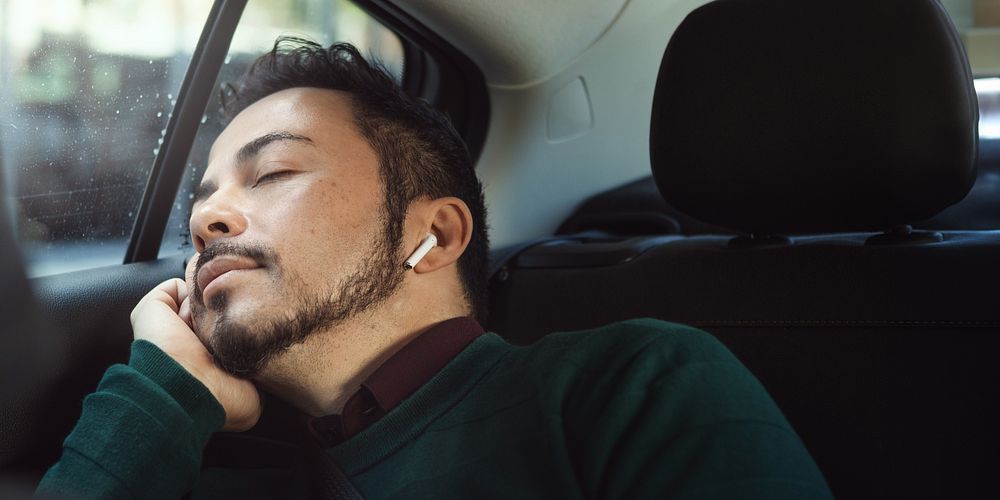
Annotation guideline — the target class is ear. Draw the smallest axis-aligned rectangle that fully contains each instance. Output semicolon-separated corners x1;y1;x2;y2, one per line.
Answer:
408;197;473;274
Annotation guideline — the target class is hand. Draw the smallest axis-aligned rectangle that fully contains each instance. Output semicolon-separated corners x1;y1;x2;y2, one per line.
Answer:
130;277;262;431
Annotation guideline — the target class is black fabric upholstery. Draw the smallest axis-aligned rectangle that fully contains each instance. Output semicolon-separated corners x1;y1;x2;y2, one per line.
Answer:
557;177;729;236
557;168;1000;236
488;233;1000;498
487;2;998;496
650;0;978;234
491;233;1000;340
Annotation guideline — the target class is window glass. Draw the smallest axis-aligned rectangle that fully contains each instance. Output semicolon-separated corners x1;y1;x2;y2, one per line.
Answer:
944;0;1000;76
926;1;1000;229
942;0;1000;139
0;0;214;276
158;0;405;258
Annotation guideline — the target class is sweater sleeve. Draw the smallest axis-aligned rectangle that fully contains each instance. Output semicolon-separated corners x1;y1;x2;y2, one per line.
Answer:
564;319;833;500
36;340;225;500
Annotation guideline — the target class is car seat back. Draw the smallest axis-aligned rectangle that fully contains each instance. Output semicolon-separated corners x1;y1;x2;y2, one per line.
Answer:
488;1;1000;497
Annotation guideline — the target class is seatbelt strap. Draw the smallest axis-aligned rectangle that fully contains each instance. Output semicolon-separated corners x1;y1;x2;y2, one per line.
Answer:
306;440;365;500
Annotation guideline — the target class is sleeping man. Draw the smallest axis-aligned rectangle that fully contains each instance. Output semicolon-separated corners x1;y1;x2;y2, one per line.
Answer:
38;38;832;499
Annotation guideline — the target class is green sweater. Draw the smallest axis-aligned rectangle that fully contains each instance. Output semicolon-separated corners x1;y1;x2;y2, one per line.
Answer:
38;319;832;499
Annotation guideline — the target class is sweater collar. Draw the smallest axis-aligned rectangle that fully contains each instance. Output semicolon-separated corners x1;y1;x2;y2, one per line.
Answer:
325;332;512;474
364;316;484;412
309;316;484;445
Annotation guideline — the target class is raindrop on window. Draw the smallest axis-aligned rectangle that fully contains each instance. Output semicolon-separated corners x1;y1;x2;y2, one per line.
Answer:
200;115;208;124
224;54;232;64
156;112;162;117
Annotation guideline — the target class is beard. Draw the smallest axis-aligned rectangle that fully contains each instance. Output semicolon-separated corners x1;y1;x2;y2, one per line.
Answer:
190;212;406;378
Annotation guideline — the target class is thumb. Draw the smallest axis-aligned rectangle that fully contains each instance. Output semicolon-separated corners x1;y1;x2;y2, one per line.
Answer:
179;296;193;330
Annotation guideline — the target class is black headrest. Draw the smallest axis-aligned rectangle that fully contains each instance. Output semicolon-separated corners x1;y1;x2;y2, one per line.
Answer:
650;0;978;234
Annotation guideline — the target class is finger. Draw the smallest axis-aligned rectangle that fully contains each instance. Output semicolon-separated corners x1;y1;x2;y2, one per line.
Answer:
150;278;186;312
175;276;190;305
178;296;193;329
132;278;177;319
130;278;185;328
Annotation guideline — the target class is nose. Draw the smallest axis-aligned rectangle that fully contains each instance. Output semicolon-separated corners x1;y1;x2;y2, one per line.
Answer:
189;191;249;252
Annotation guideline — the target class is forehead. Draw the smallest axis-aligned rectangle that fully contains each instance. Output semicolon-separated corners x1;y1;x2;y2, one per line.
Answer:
206;87;364;170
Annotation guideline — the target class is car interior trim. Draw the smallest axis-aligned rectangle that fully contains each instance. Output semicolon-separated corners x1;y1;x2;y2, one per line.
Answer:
123;0;248;264
355;0;490;163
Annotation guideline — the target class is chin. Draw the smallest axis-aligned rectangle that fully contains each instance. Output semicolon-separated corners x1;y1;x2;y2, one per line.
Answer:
207;288;269;319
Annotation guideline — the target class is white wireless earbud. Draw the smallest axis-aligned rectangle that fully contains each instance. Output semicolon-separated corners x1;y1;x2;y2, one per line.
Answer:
404;234;437;270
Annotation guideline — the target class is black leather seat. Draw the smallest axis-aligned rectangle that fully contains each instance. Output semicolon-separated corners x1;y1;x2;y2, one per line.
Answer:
488;0;1000;497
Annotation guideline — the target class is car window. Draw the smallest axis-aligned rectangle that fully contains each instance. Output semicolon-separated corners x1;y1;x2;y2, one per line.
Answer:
914;1;1000;228
157;0;404;259
943;0;1000;137
0;0;214;277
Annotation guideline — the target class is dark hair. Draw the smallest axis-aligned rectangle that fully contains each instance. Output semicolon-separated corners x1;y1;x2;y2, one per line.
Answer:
223;37;490;323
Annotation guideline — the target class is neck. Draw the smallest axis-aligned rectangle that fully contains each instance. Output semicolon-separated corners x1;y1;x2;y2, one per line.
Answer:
253;275;469;417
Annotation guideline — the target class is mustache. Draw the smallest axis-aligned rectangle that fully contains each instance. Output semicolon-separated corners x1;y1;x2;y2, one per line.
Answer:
191;241;279;306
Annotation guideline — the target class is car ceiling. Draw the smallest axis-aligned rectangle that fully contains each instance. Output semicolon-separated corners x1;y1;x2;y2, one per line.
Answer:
394;0;712;247
394;0;631;87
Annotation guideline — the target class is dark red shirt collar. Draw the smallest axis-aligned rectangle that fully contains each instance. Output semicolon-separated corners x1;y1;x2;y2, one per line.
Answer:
309;316;484;446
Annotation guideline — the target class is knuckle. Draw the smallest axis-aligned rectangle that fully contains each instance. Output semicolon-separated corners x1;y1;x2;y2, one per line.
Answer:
129;301;144;321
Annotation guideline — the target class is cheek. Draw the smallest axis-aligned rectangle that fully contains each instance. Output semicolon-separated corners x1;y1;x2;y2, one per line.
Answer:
257;180;385;280
260;177;376;227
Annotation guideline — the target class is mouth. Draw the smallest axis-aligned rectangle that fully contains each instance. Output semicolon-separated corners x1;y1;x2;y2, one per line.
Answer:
196;255;263;301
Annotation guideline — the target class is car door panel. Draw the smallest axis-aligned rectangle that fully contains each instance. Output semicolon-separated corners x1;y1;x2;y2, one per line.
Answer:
12;255;186;470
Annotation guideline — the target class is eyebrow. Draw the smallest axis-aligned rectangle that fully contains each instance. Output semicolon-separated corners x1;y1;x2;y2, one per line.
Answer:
235;131;313;164
192;132;314;205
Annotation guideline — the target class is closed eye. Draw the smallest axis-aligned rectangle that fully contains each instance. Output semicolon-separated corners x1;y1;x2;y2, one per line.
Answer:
252;170;296;188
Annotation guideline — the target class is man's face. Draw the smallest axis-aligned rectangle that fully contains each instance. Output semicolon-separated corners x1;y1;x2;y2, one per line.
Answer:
186;87;405;377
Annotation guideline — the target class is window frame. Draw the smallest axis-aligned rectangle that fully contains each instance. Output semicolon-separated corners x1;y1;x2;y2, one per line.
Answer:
124;0;247;263
124;0;489;263
355;0;489;162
